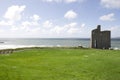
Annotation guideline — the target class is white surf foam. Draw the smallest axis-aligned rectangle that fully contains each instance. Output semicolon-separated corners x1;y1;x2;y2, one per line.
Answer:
0;44;62;50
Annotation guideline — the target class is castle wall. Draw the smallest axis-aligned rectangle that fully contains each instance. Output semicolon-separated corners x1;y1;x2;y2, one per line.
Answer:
101;31;111;49
91;25;111;49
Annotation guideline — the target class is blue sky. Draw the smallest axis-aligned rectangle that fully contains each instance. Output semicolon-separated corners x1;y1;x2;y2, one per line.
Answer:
0;0;120;38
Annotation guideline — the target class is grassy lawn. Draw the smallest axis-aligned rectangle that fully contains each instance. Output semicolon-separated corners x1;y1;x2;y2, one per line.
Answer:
0;48;120;80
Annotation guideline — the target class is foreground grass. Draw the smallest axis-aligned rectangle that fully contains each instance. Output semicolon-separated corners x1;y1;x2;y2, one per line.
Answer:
0;48;120;80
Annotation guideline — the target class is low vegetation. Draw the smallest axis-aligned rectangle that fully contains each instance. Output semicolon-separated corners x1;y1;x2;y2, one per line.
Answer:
0;48;120;80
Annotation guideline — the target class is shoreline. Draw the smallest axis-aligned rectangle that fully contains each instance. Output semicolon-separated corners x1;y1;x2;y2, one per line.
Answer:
0;44;120;51
0;46;120;55
0;44;85;50
0;46;85;54
0;45;120;50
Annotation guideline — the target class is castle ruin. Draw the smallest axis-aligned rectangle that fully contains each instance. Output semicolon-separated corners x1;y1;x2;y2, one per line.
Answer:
91;25;111;49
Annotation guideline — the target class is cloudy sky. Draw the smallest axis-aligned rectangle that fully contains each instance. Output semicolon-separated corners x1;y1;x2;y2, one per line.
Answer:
0;0;120;38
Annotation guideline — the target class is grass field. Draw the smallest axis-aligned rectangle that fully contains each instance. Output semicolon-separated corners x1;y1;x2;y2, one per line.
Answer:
0;48;120;80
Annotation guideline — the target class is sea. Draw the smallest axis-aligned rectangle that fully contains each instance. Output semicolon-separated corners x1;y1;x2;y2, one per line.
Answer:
0;38;120;50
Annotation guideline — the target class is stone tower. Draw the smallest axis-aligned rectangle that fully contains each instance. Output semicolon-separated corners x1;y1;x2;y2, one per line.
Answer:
91;25;111;49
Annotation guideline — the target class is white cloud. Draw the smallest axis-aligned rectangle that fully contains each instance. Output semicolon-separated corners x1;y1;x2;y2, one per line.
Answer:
50;22;77;34
99;13;115;21
0;20;14;26
67;22;77;27
11;26;19;31
65;0;77;3
30;28;41;33
0;4;88;38
22;21;32;27
42;0;62;3
30;14;40;21
81;23;85;28
64;10;77;19
67;22;85;34
101;0;120;9
50;25;64;34
0;29;4;33
64;22;77;28
43;20;53;28
0;20;10;26
50;22;85;35
0;17;87;37
109;26;120;37
67;27;79;34
21;20;40;32
43;0;53;2
43;0;84;3
0;5;26;32
4;5;26;21
20;15;41;30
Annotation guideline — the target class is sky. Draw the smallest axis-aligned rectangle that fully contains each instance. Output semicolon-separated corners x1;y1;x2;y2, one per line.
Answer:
0;0;120;38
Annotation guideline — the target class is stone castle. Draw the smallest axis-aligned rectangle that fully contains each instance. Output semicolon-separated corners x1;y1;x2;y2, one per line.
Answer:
91;25;111;49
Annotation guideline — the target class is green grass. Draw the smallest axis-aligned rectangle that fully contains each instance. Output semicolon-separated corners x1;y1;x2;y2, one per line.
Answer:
0;48;120;80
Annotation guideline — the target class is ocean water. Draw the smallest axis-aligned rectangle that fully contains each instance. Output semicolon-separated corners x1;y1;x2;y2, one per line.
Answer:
0;38;120;50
